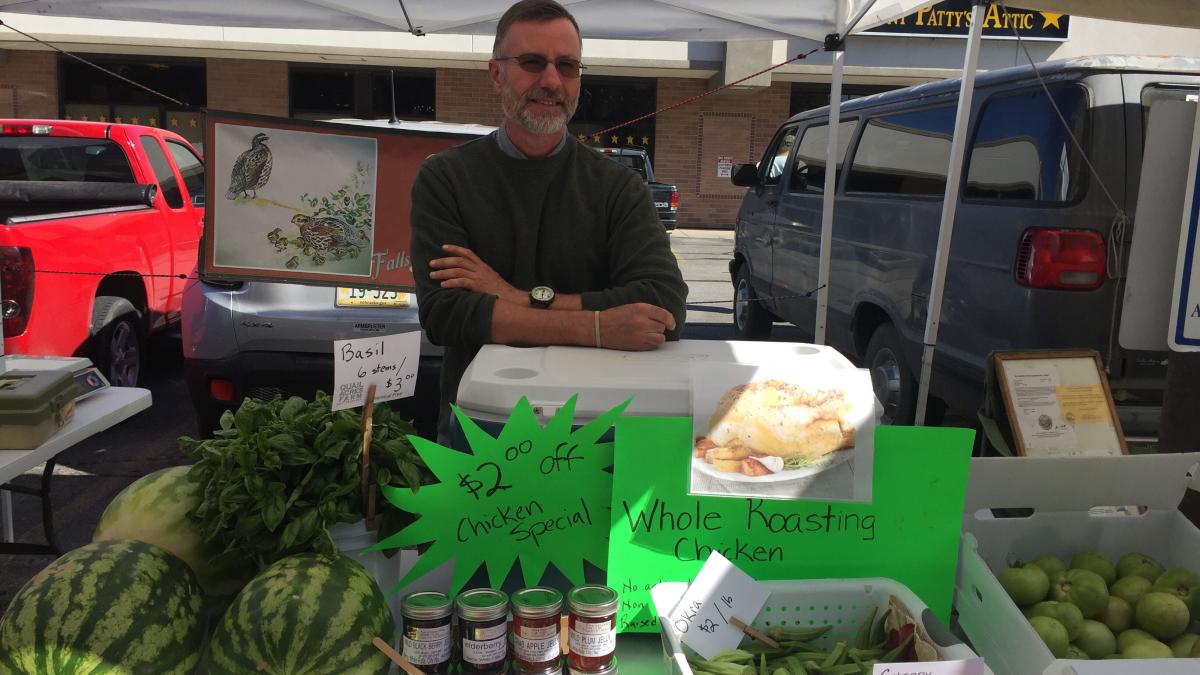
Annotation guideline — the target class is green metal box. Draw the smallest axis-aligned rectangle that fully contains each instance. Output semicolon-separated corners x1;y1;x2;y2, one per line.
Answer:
0;369;77;450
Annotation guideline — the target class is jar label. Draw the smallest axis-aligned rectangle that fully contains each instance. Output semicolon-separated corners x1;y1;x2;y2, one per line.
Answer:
463;624;508;665
403;624;452;665
515;628;561;663
569;623;615;658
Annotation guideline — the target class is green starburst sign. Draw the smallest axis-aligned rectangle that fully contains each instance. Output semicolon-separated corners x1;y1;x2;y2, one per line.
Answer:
371;395;628;594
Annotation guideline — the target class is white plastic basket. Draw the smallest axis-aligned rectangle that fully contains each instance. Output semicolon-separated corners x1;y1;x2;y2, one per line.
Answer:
650;578;981;675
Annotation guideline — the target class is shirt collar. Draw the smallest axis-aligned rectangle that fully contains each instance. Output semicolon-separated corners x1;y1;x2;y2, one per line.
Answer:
496;121;568;159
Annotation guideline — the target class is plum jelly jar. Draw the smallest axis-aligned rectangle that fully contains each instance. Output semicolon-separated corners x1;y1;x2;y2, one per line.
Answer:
511;587;564;675
566;585;619;675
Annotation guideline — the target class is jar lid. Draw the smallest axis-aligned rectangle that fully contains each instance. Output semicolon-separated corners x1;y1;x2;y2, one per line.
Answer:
455;588;509;622
401;591;452;620
512;587;563;619
566;585;619;617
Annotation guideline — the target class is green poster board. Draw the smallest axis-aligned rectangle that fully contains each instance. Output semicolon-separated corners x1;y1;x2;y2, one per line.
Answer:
607;417;973;632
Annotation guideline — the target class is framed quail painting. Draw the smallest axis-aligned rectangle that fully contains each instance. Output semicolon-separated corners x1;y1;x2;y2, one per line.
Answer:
201;111;483;289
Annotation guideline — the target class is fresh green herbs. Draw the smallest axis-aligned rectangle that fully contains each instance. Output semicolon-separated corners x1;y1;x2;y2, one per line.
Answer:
178;392;432;569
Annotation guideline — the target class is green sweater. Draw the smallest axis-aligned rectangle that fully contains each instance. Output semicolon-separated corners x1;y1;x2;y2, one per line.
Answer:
411;133;687;435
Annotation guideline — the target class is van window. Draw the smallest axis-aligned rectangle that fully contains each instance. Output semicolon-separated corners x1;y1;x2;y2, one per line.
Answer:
846;105;956;195
761;126;798;186
139;136;184;209
966;84;1089;202
790;120;859;194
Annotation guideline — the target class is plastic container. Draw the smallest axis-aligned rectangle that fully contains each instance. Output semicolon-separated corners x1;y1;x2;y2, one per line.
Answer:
330;519;415;637
650;578;980;675
957;452;1200;675
0;369;77;450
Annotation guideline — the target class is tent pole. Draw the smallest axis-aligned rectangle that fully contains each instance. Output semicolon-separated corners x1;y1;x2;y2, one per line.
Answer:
815;1;848;345
914;0;986;425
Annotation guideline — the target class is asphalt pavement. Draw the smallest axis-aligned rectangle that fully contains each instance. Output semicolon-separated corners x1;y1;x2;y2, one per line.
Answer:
0;229;803;610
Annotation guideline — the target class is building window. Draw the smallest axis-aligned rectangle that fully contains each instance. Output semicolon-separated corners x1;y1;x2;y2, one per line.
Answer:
289;66;435;121
59;55;206;151
790;83;897;117
568;76;657;160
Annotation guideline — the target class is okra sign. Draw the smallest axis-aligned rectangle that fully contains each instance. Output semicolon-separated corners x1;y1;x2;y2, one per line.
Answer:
372;396;627;594
607;419;974;632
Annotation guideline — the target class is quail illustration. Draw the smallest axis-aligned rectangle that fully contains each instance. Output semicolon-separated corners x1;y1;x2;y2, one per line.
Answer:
266;227;289;252
226;132;273;200
291;213;367;266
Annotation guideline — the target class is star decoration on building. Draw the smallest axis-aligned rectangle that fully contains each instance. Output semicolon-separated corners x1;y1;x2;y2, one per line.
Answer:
577;133;587;141
148;117;158;126
65;115;73;120
641;136;649;145
592;134;600;143
79;115;88;121
189;119;198;128
114;117;122;123
626;135;634;145
99;116;108;122
170;118;179;128
610;135;618;144
131;116;140;124
1040;12;1063;29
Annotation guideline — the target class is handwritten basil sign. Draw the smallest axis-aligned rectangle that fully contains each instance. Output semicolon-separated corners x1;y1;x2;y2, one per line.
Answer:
331;330;420;411
372;396;628;594
608;418;973;633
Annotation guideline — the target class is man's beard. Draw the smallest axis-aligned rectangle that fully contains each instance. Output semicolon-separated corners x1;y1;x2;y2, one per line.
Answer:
501;83;578;135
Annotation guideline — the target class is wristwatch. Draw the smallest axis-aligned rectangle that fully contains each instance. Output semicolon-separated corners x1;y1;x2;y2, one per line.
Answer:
529;286;555;308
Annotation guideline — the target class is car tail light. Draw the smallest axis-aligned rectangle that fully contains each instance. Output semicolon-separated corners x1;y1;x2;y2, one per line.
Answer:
1;247;35;336
0;124;52;136
670;189;679;211
1014;228;1105;290
209;378;235;402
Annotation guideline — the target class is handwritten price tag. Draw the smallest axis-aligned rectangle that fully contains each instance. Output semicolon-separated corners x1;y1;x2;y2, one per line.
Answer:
871;658;985;675
332;331;420;411
668;551;769;659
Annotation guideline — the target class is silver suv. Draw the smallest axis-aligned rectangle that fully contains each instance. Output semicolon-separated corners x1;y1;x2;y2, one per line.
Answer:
182;119;494;436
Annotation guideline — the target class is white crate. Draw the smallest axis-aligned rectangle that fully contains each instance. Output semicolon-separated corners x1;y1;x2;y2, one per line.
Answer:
651;578;979;675
956;452;1200;675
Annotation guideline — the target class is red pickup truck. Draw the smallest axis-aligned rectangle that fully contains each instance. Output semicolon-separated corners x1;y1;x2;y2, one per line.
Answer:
1;120;205;386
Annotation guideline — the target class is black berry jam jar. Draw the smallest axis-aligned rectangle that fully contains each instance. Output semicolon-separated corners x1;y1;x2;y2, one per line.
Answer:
400;591;453;674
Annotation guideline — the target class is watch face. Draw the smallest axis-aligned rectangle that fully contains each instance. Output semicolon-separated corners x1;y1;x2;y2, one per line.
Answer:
531;286;554;302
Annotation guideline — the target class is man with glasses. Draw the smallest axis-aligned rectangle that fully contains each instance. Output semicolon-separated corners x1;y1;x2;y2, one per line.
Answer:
411;0;687;439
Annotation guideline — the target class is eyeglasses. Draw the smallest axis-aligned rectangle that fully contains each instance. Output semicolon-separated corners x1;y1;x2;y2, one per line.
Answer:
494;54;586;78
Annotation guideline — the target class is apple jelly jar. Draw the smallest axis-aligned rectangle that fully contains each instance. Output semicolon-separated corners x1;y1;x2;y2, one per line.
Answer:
566;585;619;675
456;588;509;675
511;587;564;675
401;591;453;674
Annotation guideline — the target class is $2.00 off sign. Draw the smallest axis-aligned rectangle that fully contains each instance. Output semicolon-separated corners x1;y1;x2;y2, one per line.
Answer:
371;396;628;594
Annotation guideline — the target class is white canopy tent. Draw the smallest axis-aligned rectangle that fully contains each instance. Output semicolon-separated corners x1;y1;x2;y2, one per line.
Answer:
2;0;1197;427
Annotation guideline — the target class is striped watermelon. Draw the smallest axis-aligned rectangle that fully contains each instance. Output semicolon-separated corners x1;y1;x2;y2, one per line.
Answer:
93;465;252;609
210;553;395;675
0;540;204;674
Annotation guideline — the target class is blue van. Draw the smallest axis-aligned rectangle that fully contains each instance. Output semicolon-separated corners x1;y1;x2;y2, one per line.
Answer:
729;56;1200;430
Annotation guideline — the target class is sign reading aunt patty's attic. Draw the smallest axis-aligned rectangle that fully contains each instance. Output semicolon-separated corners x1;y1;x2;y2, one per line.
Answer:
865;0;1070;41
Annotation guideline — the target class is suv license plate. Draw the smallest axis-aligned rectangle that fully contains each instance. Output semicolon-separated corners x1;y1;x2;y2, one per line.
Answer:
335;288;410;308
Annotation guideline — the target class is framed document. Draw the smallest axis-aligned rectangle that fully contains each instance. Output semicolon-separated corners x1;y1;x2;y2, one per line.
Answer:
994;350;1127;457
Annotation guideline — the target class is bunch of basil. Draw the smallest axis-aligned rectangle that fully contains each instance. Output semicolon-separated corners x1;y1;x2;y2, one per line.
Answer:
179;392;433;569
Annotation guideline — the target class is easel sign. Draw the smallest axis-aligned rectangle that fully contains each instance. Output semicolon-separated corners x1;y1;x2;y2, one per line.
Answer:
994;350;1127;457
1168;99;1200;351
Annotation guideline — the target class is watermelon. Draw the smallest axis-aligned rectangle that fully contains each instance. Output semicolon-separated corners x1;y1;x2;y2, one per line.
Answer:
0;540;204;674
209;553;395;675
93;465;252;608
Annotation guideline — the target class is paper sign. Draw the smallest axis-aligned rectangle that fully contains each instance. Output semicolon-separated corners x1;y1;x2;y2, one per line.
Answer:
1168;101;1200;351
669;551;769;659
608;419;973;633
717;155;733;178
371;396;628;594
332;330;420;411
871;658;985;675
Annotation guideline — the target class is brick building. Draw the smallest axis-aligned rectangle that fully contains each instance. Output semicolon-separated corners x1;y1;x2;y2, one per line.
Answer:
2;5;1199;228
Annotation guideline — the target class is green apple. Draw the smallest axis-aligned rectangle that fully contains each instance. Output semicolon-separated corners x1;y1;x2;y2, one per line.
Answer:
1072;551;1118;586
1064;644;1089;659
999;564;1050;607
1116;628;1156;652
1169;633;1199;658
1116;552;1164;582
1029;615;1070;657
1028;601;1085;640
1098;596;1133;634
1073;619;1117;659
1191;637;1200;657
1135;591;1190;640
1049;568;1110;618
1152;567;1200;616
1121;639;1173;659
1110;575;1153;606
1030;555;1068;578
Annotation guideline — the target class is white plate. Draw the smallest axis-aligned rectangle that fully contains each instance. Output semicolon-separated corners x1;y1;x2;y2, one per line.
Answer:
691;448;853;483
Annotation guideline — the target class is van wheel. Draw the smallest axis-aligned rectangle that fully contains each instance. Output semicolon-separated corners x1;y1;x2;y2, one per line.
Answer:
733;267;772;340
865;323;916;425
91;296;143;388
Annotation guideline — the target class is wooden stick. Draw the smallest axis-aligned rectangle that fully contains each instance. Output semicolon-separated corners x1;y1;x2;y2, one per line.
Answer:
360;383;378;527
729;616;778;648
372;637;426;675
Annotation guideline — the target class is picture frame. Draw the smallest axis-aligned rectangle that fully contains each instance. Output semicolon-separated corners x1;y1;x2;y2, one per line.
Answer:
994;349;1128;457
